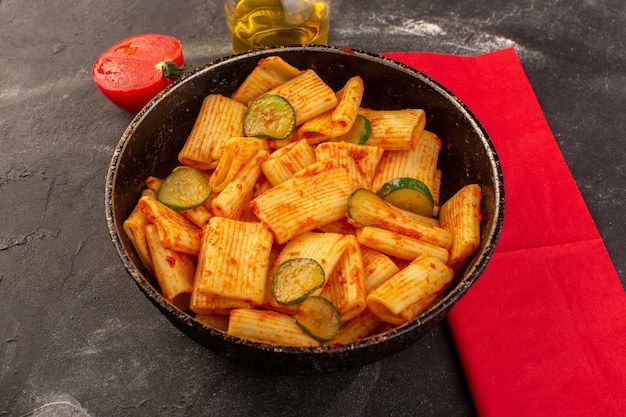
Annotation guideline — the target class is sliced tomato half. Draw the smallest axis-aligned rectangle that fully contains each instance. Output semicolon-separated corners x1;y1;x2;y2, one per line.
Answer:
92;33;185;113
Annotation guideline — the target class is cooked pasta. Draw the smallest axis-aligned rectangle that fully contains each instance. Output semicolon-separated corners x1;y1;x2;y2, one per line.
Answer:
359;108;426;151
124;57;483;346
193;217;273;309
367;256;454;325
250;159;353;244
319;235;367;323
145;224;195;311
315;141;384;191
178;94;247;170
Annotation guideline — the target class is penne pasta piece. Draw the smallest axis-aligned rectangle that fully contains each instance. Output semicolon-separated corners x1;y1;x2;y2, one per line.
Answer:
211;150;269;220
359;108;426;151
250;159;353;244
367;256;454;325
333;308;383;344
360;246;400;292
231;56;303;104
138;196;202;255
297;76;364;143
123;189;156;275
356;226;449;264
261;139;316;187
228;309;321;346
315;141;384;190
439;184;482;274
320;235;367;323
266;69;338;125
178;94;247;170
145;224;195;311
193;217;274;311
209;137;270;193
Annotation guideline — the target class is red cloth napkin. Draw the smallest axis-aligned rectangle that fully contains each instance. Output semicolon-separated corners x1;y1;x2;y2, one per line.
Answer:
383;49;626;417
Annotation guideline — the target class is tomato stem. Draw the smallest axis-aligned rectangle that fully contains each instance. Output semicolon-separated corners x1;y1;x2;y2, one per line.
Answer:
158;60;187;79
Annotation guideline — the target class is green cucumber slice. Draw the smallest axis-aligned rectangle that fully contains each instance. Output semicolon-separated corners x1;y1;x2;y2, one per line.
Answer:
330;114;371;144
378;177;434;217
346;188;387;227
271;258;325;306
243;94;296;140
156;167;211;211
293;296;341;342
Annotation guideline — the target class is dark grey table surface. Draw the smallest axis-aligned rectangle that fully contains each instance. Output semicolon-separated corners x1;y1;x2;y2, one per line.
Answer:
1;0;624;416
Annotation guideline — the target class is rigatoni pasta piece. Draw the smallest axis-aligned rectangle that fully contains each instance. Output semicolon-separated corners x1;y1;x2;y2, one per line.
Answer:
367;256;454;325
228;309;321;346
347;189;453;249
317;218;357;235
320;235;367;323
412;130;441;198
261;139;316;187
178;94;247;170
209;137;270;193
145;224;195;311
195;313;230;332
138;196;202;255
250;159;353;244
180;202;213;228
356;226;449;264
371;129;441;193
439;184;482;274
331;76;365;127
432;168;442;216
315;141;384;190
296;76;364;143
193;217;274;310
265;231;350;312
211;150;269;220
123;189;156;276
145;174;212;228
231;56;302;104
144;176;163;193
191;292;255;316
360;246;400;292
333;308;383;344
266;69;338;125
359;108;426;151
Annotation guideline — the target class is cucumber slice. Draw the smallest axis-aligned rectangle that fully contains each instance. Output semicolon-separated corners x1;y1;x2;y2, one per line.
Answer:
346;188;387;227
243;94;296;140
329;114;371;144
156;167;211;210
271;258;325;306
293;296;341;342
378;177;434;217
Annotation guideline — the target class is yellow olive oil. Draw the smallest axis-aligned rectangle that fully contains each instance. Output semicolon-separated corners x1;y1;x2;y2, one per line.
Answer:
225;0;331;53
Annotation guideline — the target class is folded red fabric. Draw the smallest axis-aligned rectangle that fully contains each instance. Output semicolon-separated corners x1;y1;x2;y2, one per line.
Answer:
383;49;626;417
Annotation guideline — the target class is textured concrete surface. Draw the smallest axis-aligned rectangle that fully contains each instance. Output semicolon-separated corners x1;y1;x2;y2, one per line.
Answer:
1;0;624;415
